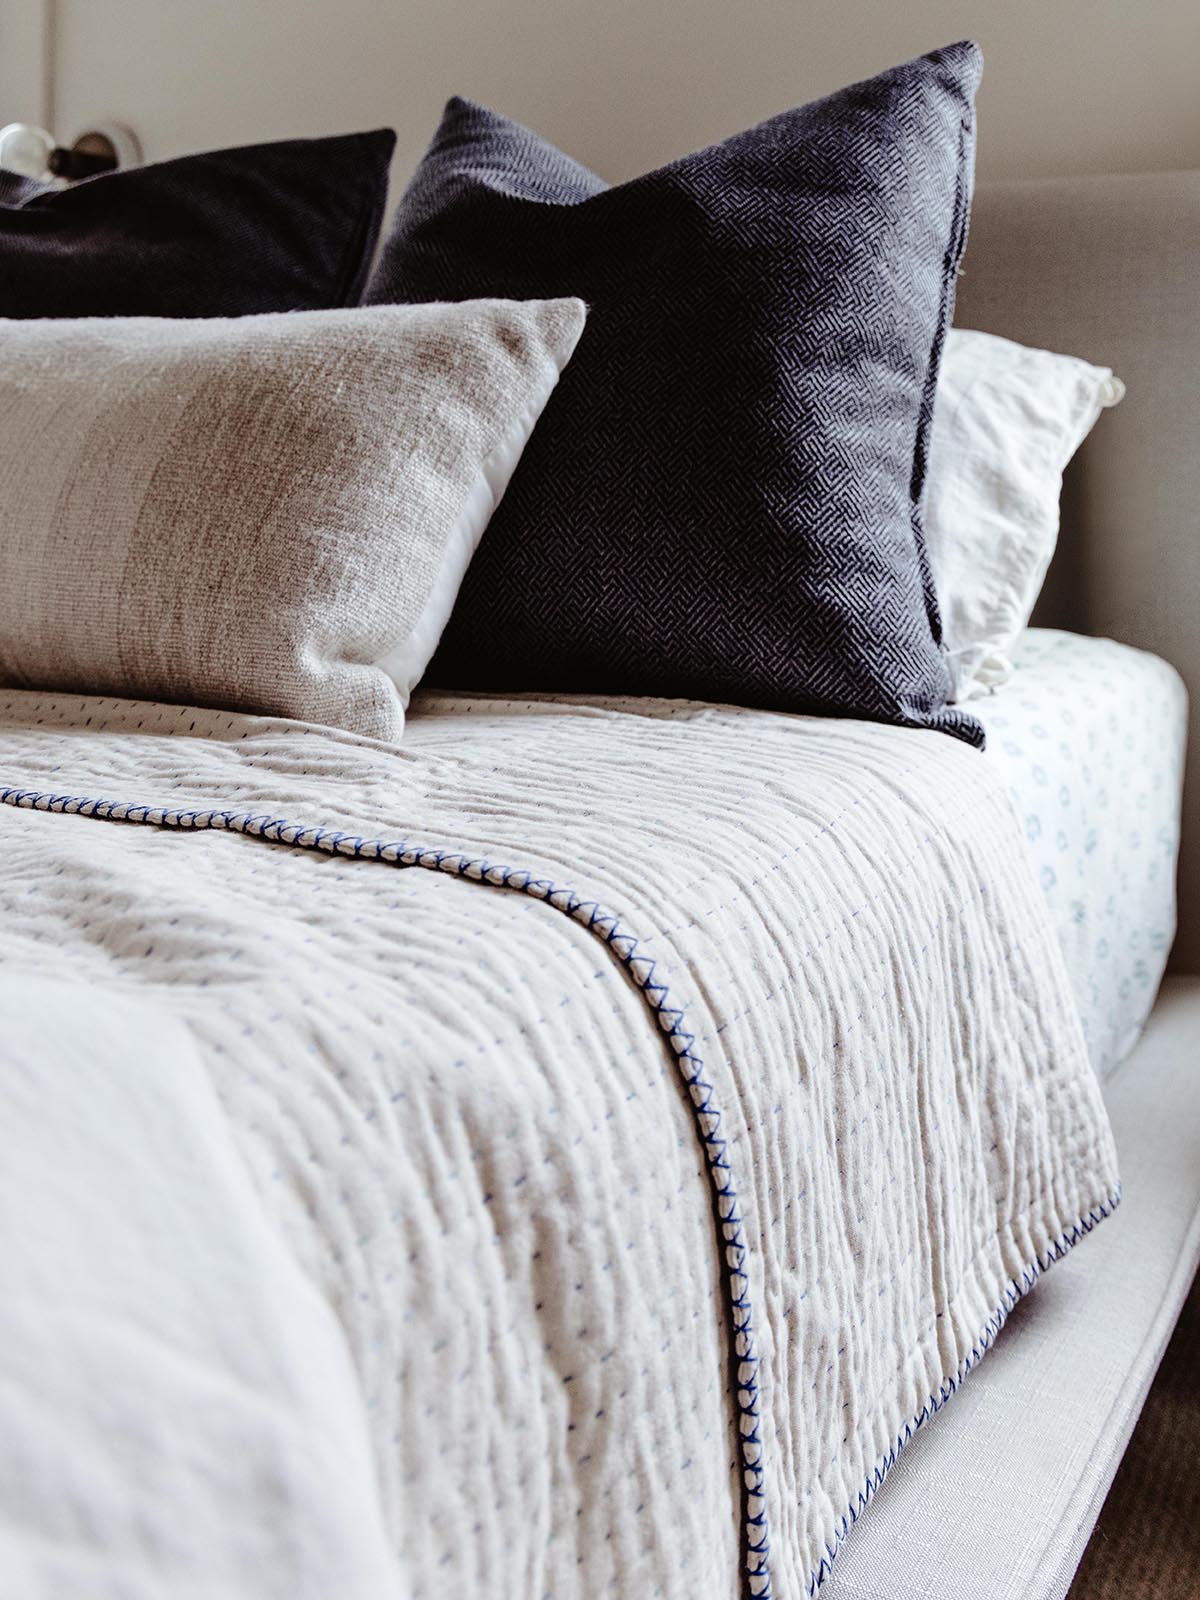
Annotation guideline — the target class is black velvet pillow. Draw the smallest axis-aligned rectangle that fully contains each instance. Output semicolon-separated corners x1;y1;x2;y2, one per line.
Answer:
367;45;984;744
0;130;395;317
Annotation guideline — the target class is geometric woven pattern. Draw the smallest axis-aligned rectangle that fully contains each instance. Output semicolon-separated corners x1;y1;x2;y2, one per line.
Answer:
0;131;395;317
367;44;984;744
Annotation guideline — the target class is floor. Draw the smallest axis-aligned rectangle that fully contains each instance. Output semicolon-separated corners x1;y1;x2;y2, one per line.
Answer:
1068;1269;1200;1599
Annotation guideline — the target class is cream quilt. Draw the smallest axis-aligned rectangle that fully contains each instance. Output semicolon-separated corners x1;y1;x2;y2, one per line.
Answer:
0;686;1119;1600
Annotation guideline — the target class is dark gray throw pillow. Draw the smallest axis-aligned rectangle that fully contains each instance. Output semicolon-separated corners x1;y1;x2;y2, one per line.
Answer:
0;130;395;317
367;44;985;745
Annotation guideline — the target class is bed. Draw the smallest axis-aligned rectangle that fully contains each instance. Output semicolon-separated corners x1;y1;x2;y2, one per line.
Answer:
821;168;1200;1598
0;665;1120;1600
0;157;1196;1600
977;629;1187;1082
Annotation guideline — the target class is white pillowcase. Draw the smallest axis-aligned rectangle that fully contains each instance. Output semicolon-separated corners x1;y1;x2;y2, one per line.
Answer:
925;328;1124;701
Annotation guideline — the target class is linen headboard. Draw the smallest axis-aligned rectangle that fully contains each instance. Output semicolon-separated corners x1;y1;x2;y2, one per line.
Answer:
956;170;1199;970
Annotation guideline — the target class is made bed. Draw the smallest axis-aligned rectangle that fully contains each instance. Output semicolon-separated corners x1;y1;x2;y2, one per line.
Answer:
0;61;1197;1600
822;168;1200;1599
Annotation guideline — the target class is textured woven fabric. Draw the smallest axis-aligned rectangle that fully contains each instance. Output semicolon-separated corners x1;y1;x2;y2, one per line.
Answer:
367;44;984;745
950;170;1200;970
0;682;1116;1599
1068;1261;1200;1600
0;978;400;1600
0;301;584;739
817;978;1200;1600
0;132;395;316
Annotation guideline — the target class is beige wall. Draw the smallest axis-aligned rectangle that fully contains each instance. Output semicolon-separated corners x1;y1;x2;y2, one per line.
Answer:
2;0;1196;184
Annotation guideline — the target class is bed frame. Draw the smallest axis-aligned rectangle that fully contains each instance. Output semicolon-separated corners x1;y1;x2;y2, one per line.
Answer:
822;170;1200;1599
956;170;1199;972
6;87;1194;1578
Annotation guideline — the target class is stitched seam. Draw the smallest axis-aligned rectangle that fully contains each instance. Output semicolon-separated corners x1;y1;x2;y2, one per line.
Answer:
3;781;1118;1600
805;1187;1122;1594
0;783;775;1599
821;1159;1119;1466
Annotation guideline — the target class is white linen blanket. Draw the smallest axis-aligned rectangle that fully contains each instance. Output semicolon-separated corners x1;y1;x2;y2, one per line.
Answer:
0;686;1119;1600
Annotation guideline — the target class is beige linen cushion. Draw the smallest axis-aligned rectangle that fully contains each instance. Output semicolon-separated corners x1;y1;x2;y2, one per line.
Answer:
0;299;585;740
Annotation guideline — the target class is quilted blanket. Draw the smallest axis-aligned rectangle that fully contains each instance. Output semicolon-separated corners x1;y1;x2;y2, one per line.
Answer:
0;686;1118;1600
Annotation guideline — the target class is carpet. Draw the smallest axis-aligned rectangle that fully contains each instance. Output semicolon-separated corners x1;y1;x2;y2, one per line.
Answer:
1069;1269;1200;1597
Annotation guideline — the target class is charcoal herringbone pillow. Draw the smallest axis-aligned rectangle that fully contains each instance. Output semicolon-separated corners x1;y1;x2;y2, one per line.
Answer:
367;44;984;745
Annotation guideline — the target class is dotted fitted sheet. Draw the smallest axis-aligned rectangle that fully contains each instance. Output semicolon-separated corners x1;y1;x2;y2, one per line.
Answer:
976;629;1187;1078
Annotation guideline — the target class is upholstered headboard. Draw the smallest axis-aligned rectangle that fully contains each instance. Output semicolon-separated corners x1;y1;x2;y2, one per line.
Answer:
956;170;1199;969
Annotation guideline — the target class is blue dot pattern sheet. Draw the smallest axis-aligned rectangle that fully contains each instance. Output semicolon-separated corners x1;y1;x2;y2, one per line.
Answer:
975;629;1188;1079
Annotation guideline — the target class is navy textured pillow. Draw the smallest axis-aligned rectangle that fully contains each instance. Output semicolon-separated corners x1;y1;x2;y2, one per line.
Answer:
0;130;395;317
368;44;984;744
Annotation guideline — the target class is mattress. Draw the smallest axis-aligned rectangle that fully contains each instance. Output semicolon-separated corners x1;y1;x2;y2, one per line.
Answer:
0;684;1117;1600
818;976;1200;1600
975;629;1187;1078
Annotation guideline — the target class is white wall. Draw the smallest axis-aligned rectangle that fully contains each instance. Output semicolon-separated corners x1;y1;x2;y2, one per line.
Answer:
7;0;1196;186
0;0;50;129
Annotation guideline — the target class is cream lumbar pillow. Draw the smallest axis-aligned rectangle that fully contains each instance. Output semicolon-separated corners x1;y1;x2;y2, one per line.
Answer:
924;327;1124;701
0;299;585;740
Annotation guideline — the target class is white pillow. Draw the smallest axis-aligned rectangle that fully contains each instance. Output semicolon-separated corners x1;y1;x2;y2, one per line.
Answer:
924;328;1124;701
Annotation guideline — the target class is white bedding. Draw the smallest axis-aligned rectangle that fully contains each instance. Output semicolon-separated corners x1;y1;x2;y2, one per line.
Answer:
0;980;398;1600
0;686;1118;1600
977;630;1187;1077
